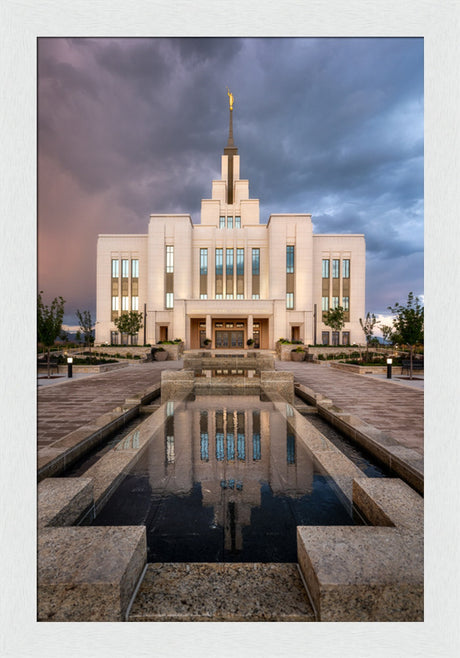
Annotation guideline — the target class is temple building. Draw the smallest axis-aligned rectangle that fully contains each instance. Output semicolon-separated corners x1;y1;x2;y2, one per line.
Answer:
95;97;365;348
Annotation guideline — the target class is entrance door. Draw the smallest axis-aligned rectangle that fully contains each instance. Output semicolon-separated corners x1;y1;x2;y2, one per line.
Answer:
215;331;244;348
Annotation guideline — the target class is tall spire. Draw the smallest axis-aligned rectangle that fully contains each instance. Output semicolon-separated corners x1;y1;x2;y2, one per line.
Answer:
224;89;238;205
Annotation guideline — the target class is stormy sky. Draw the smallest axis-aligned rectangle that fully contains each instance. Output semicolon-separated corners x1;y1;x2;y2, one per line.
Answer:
38;37;424;329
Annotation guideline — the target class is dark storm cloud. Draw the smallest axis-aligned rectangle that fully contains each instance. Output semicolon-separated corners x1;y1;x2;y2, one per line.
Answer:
38;37;423;324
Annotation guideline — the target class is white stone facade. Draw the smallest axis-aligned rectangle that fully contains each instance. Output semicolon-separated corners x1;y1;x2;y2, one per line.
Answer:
96;118;365;349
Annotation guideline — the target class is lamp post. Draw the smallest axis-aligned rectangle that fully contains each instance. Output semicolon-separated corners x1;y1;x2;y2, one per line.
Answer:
386;357;392;379
67;356;73;378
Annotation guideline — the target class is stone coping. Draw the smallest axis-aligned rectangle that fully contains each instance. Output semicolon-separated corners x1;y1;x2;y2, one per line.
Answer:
266;394;364;511
38;478;93;530
38;526;146;621
295;383;423;494
37;383;161;481
37;477;147;621
183;354;275;372
297;477;423;621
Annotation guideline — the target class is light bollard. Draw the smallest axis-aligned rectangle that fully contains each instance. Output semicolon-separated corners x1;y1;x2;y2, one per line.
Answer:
67;356;73;378
386;357;392;379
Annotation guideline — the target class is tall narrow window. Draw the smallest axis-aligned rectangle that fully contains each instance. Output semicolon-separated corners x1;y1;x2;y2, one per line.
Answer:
200;248;208;299
219;216;225;229
227;216;233;229
131;296;139;311
122;259;129;278
342;296;349;311
332;259;340;278
200;249;208;275
286;246;294;274
122;296;129;311
111;259;119;278
226;249;234;299
112;296;119;311
215;248;223;299
252;248;260;299
332;296;339;309
322;296;329;311
286;245;294;309
343;259;350;278
216;249;223;274
236;248;244;299
235;216;241;228
236;249;244;276
131;259;139;278
166;246;174;273
322;259;330;278
165;246;174;308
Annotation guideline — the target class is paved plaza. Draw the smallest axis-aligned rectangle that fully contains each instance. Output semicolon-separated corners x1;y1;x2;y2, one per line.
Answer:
277;361;424;455
38;357;423;456
37;361;182;450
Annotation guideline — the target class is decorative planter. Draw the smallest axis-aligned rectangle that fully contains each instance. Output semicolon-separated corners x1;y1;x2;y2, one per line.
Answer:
154;351;168;361
291;351;305;362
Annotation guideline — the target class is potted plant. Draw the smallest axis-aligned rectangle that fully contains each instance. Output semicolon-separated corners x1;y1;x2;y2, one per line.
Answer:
246;338;254;349
203;338;211;349
153;346;168;361
291;346;305;361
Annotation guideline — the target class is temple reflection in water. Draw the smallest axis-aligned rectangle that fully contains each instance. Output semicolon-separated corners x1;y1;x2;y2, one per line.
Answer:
146;395;313;555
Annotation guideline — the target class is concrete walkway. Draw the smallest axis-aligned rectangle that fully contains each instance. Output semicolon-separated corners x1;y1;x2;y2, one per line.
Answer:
37;361;182;450
277;361;424;455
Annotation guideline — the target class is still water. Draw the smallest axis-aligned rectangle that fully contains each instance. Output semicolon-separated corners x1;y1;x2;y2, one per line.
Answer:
92;395;356;562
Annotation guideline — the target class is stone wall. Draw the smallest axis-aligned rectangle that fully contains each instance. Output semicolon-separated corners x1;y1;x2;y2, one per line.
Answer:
92;343;184;360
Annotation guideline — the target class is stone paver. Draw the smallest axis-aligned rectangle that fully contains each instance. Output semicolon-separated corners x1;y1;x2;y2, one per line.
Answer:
37;361;182;450
277;362;423;455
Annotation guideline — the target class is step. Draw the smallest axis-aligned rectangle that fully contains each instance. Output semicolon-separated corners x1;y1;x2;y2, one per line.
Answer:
128;562;315;622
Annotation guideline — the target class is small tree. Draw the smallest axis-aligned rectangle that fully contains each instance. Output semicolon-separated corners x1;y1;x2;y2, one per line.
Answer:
76;310;95;360
388;292;424;379
380;324;396;346
37;291;65;378
359;312;377;362
113;311;144;345
75;330;81;345
323;306;345;345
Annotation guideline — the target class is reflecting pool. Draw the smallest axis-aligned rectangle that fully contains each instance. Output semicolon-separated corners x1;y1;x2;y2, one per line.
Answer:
92;395;357;562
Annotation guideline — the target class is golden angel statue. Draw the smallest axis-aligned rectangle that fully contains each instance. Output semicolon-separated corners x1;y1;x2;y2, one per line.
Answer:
227;87;234;111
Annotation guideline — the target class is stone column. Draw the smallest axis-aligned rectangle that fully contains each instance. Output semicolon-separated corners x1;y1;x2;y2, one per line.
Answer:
206;314;212;344
248;314;253;340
